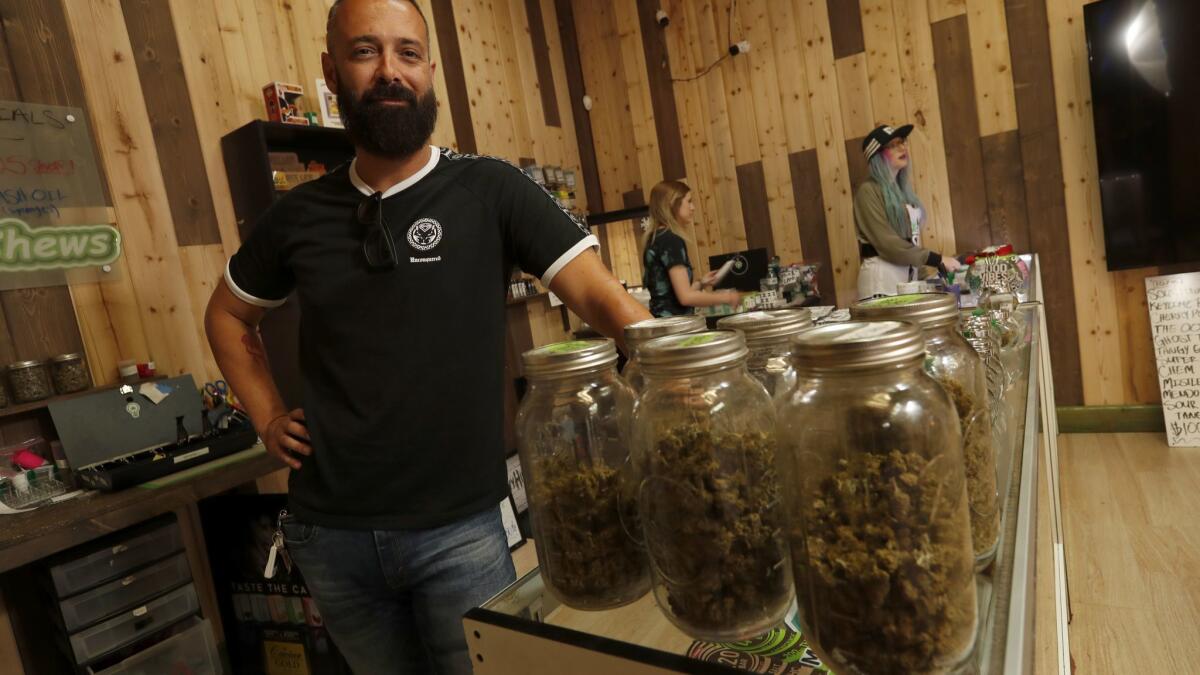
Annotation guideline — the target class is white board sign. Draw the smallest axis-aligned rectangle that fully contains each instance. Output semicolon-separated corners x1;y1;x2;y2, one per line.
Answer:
1146;271;1200;447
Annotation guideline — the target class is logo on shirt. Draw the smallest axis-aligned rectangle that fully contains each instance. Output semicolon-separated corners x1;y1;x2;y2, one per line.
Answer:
406;218;442;252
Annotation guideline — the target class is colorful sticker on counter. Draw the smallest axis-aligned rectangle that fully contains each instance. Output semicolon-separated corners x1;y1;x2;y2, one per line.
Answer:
859;292;928;307
679;333;720;347
541;340;594;353
687;625;829;673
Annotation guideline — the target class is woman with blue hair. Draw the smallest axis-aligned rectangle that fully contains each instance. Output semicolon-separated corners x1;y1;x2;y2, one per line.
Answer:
854;124;962;300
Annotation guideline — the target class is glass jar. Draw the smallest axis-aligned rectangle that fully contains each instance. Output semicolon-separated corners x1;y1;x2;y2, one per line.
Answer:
621;315;706;394
852;293;1001;568
49;353;92;394
717;309;812;398
632;330;793;640
0;378;9;408
7;360;53;403
515;339;650;610
777;320;978;674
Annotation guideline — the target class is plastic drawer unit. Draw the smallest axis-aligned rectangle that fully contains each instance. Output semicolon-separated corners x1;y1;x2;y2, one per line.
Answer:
90;617;220;675
49;521;184;598
68;583;200;665
59;553;192;632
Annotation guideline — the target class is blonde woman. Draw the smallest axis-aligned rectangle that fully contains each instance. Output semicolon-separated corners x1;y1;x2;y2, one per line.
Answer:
642;180;739;317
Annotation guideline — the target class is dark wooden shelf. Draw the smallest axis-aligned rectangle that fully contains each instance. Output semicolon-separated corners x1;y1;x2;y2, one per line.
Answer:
0;376;167;421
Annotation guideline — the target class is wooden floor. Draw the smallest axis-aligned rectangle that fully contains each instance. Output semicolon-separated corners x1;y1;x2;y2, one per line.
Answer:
1057;432;1200;673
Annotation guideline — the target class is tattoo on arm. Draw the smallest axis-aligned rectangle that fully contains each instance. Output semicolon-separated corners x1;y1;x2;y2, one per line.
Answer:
242;332;268;368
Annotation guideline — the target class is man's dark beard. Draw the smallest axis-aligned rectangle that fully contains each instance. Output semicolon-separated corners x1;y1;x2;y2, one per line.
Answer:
337;81;438;158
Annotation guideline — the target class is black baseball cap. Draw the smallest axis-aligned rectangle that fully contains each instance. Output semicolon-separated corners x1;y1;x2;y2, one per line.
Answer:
862;123;914;159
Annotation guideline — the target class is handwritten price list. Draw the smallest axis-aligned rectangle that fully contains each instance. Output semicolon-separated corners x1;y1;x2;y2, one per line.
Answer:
1146;271;1200;447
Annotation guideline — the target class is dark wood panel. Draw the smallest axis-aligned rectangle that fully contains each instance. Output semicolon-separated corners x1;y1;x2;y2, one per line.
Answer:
121;0;222;246
736;161;774;255
0;0;111;197
789;150;837;306
554;0;604;212
827;0;865;59
931;15;990;253
504;301;533;451
1004;0;1083;405
0;287;85;360
429;0;477;153
523;0;561;127
980;130;1031;253
622;189;645;209
592;225;612;270
636;0;686;180
0;0;90;368
0;22;23;366
845;136;870;192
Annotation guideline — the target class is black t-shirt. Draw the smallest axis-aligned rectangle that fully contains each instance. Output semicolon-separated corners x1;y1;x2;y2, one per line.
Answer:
226;146;597;529
642;229;692;317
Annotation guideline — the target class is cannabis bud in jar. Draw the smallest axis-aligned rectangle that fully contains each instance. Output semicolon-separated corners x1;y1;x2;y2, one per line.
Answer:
516;339;650;610
851;292;1001;568
633;331;793;640
778;321;978;674
527;453;646;602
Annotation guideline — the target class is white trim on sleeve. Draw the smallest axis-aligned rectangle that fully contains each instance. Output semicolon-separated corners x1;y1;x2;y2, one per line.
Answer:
224;259;287;309
540;234;600;288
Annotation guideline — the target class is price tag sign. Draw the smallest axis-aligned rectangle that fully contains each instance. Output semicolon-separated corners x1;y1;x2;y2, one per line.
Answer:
1146;271;1200;447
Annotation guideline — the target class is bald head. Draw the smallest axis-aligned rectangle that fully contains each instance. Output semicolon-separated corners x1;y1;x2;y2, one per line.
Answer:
326;0;429;55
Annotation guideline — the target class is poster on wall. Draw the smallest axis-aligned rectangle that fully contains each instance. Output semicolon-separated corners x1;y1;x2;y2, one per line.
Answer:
0;100;117;289
1145;271;1200;447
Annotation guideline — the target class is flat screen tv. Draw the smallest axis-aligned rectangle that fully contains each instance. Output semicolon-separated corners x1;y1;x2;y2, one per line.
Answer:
1083;0;1200;270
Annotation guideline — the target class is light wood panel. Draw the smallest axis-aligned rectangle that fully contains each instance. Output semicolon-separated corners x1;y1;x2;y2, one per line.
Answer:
540;0;588;208
965;0;1018;136
835;52;874;139
859;0;906;127
1045;0;1124;405
738;0;802;267
795;0;858;305
613;0;663;203
63;0;210;380
893;0;956;259
179;244;228;383
928;0;967;22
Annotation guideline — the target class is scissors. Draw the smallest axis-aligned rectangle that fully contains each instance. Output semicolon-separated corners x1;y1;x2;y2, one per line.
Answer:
203;380;243;411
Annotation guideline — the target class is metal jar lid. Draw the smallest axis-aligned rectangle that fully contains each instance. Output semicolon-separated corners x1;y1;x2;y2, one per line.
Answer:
790;320;926;374
639;330;749;377
521;339;619;379
850;292;959;331
717;309;813;346
7;359;45;371
624;315;706;351
50;353;84;363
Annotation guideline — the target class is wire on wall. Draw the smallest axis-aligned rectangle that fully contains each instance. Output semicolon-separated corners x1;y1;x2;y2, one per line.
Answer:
669;0;743;83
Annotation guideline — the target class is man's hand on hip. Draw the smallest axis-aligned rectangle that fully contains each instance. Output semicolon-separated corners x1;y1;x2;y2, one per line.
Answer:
263;409;312;470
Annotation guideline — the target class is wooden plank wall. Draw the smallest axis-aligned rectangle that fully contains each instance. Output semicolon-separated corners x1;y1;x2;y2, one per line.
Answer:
566;0;1197;406
0;0;585;416
3;0;1189;405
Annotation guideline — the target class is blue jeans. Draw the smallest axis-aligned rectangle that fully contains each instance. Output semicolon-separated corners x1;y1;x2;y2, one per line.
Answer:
281;506;516;674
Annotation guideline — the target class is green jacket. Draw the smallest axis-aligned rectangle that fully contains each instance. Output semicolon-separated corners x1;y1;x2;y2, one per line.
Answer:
853;180;936;268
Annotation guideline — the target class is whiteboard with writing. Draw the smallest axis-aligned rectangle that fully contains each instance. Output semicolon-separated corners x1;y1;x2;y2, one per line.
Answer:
1146;271;1200;447
0;101;106;224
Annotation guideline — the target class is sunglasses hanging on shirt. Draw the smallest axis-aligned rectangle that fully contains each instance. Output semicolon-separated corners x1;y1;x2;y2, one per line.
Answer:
358;191;399;269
